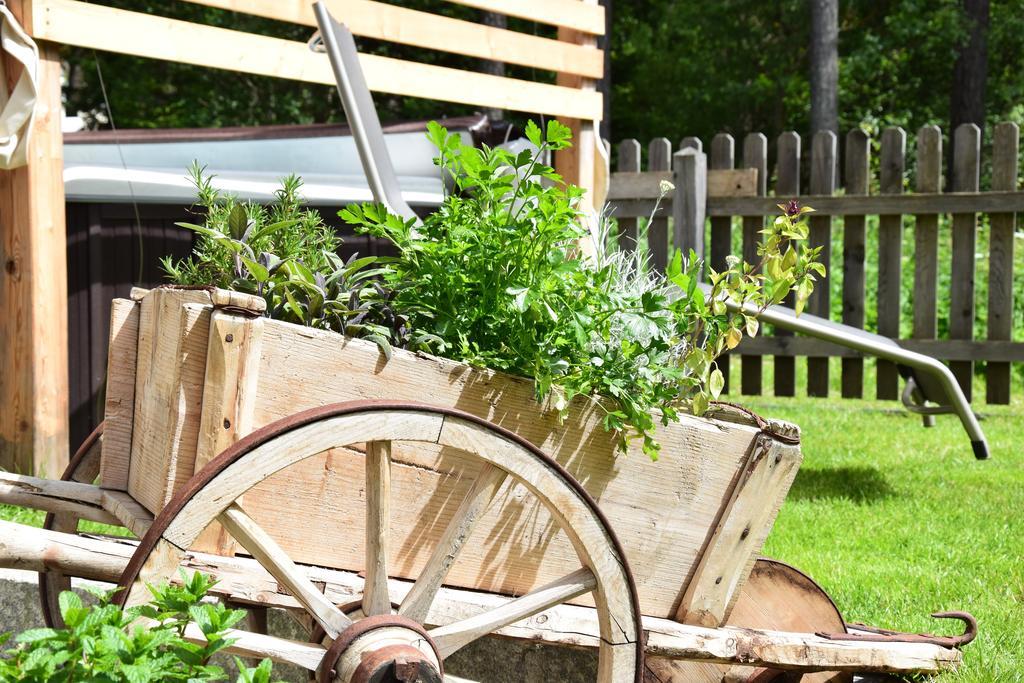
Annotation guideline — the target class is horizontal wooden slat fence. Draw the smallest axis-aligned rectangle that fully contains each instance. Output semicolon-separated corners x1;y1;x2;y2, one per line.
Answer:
608;122;1024;403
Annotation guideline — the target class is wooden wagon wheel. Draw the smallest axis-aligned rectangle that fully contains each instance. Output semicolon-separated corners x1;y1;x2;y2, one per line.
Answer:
38;422;105;628
116;401;644;683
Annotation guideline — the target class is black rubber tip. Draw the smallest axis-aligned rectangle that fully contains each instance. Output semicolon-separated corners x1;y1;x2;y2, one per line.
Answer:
971;440;990;460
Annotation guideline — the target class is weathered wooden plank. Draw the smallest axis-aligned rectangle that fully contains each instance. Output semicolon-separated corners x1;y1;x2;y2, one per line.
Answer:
673;147;708;277
772;132;801;397
731;336;1024;362
399;464;508;623
100;489;154;538
0;3;68;476
679;137;703;152
841;129;870;398
99;299;140;490
191;311;264;555
986;122;1018;404
243;316;778;620
363;440;392;616
0;472;119;526
127;293;212;513
807;131;837;397
702;190;1024;216
607;168;757;201
648;138;672;272
0;521;960;675
950;124;981;400
219;503;353;637
675;436;801;626
430;567;597;657
615;140;641;250
442;0;606;34
913;126;942;343
709;134;735;393
739;134;768;395
31;0;603;121
182;0;605;79
877;127;906;400
553;2;600;209
708;168;759;198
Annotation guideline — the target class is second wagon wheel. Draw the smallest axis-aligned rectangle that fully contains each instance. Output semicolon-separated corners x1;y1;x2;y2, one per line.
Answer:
39;422;105;627
116;402;644;682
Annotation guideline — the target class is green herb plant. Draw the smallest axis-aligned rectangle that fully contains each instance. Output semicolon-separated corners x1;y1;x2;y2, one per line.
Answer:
162;163;437;358
0;571;276;682
341;121;823;459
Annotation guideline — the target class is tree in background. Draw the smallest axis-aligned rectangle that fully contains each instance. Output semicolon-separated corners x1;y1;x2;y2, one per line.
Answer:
610;0;1024;154
810;0;839;136
948;0;989;182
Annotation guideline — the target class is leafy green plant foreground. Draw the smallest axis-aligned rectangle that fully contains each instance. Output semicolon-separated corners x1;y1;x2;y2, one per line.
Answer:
167;121;821;459
342;121;822;458
0;571;276;682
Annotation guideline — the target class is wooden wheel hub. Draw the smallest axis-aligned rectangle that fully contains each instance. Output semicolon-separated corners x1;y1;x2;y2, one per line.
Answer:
319;615;443;683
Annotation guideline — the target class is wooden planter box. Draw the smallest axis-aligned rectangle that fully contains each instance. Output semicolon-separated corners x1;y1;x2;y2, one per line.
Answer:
99;286;802;625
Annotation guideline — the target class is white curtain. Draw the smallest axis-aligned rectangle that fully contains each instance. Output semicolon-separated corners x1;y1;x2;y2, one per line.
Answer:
0;2;37;169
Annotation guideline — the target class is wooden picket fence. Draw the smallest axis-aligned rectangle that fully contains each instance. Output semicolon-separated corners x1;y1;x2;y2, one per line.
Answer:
606;123;1024;404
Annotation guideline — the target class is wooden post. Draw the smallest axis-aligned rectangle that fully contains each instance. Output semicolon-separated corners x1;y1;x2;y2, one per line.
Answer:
807;131;836;397
949;123;981;400
709;133;734;394
912;126;942;345
876;127;906;400
740;133;767;396
647;137;671;272
616;139;640;250
672;147;707;273
773;132;801;398
555;0;601;207
0;0;69;476
986;122;1018;404
841;129;869;399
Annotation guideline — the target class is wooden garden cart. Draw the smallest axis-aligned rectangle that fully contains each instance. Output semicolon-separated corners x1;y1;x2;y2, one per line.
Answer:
0;285;973;682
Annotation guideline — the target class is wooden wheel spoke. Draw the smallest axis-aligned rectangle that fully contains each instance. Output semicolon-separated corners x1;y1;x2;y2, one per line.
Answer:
363;440;391;615
428;567;597;658
182;623;324;671
218;503;351;637
399;463;507;623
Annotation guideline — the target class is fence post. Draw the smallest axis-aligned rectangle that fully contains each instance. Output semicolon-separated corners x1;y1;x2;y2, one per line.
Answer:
986;121;1018;404
876;127;906;400
912;126;942;350
807;130;837;397
739;134;768;395
950;123;981;400
647;138;672;273
616;139;641;251
0;0;70;476
709;133;734;393
672;147;707;274
773;132;801;398
842;129;870;398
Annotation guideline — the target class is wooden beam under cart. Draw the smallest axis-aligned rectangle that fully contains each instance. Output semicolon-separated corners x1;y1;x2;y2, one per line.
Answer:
0;520;962;675
0;0;68;476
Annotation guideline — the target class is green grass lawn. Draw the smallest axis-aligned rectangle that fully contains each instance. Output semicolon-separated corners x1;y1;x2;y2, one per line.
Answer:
740;372;1023;681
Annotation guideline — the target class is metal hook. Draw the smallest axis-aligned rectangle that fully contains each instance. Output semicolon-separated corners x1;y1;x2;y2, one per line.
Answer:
308;31;325;53
817;610;978;649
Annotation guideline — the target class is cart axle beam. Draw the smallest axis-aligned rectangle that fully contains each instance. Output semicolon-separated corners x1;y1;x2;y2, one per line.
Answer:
0;520;962;675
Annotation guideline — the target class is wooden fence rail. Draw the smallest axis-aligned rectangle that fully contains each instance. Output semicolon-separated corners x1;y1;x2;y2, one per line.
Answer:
607;123;1023;403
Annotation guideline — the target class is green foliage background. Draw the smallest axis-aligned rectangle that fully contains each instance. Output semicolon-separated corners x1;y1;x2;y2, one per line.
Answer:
67;1;1024;146
611;0;1024;147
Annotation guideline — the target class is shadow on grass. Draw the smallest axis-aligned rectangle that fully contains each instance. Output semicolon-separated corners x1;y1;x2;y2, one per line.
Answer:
788;466;896;503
